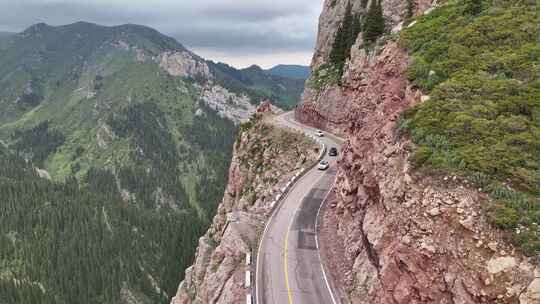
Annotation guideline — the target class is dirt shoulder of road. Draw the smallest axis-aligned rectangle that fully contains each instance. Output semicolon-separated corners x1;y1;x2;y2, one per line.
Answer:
318;190;355;304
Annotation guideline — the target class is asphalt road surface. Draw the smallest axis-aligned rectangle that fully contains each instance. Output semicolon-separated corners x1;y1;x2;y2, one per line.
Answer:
256;112;345;304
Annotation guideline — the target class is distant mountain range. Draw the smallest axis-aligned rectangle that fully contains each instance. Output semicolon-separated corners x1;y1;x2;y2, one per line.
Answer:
265;64;311;80
210;63;306;106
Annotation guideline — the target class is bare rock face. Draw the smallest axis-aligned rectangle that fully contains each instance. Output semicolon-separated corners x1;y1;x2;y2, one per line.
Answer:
311;0;429;70
302;0;537;303
159;51;260;124
96;121;115;149
298;0;432;136
170;116;319;304
35;168;51;180
159;51;212;79
311;0;364;69
257;100;272;113
522;278;540;303
199;85;256;124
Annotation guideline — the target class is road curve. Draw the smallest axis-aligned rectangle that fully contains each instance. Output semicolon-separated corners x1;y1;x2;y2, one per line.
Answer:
256;111;345;304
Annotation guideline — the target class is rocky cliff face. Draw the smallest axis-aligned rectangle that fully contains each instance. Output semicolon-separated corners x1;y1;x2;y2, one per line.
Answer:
158;51;256;123
311;0;423;70
299;0;539;303
170;111;319;304
299;0;432;136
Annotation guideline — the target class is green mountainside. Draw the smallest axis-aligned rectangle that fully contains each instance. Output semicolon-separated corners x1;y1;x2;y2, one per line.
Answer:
0;21;301;303
0;148;205;304
265;64;311;80
400;0;540;254
210;62;305;108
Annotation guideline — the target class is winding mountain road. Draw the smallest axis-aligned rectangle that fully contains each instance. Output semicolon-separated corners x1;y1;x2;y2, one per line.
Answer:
256;112;345;304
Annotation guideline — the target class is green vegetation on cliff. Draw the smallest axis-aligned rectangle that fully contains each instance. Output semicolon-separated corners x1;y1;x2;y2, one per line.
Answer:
330;1;362;73
362;0;385;45
400;0;540;255
313;0;386;87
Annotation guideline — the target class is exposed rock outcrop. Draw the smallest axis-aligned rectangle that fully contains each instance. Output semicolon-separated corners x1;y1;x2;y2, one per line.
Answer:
299;0;538;303
199;85;256;123
158;51;260;124
159;51;212;79
310;0;430;70
170;112;320;304
35;168;51;180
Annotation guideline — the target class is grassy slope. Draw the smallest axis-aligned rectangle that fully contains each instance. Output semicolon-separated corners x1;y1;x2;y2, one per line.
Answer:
400;0;540;255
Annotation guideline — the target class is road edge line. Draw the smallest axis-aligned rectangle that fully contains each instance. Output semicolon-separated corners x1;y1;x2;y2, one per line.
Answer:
315;175;340;304
283;214;295;304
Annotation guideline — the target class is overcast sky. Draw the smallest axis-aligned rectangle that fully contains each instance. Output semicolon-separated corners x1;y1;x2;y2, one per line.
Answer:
0;0;323;68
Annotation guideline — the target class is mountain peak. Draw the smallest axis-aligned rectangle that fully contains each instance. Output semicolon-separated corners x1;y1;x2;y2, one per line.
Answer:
18;21;185;53
245;64;263;71
23;22;52;33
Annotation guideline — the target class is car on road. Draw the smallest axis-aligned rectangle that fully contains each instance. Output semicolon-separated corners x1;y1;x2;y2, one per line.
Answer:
315;130;324;137
317;160;329;170
329;147;338;156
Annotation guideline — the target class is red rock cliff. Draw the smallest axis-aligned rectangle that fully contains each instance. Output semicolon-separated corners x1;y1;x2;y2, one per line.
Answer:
299;0;540;303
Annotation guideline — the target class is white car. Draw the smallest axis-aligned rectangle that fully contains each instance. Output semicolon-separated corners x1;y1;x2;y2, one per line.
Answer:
315;130;324;137
317;160;329;170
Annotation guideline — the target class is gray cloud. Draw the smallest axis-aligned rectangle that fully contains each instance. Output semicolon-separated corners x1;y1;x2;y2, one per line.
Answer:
0;0;322;67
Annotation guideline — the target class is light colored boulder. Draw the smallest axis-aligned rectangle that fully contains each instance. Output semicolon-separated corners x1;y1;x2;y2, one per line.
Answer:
487;257;516;274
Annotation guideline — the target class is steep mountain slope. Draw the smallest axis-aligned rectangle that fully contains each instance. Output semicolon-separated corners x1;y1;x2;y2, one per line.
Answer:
0;21;300;304
265;64;311;80
296;0;540;303
210;63;305;109
0;147;205;304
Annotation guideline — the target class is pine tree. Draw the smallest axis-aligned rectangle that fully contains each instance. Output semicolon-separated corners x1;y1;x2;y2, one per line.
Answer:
463;0;482;16
363;0;386;45
343;1;355;49
329;1;362;74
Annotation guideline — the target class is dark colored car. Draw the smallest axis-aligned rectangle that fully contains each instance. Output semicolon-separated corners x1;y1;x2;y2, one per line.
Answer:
329;147;338;157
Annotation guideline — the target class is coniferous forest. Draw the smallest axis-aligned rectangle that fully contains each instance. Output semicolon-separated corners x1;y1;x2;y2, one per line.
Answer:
0;150;204;303
0;102;237;304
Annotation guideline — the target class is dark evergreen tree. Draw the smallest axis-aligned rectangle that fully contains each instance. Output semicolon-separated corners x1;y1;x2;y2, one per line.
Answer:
343;1;356;50
406;0;415;18
463;0;482;16
361;0;369;8
329;1;362;74
363;0;386;45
